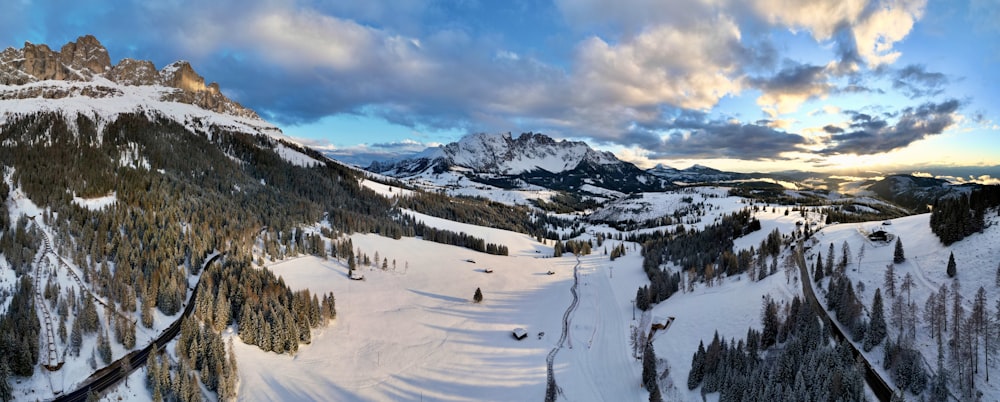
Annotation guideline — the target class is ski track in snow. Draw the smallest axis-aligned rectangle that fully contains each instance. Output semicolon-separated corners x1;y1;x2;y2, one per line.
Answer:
545;256;580;400
561;255;641;401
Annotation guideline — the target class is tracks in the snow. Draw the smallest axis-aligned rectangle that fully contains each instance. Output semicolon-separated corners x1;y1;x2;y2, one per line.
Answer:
545;256;581;402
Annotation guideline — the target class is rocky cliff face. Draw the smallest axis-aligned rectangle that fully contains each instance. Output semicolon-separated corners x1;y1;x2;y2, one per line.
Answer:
0;35;258;119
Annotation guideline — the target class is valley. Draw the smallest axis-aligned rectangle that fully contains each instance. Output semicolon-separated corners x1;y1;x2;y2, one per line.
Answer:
0;33;998;402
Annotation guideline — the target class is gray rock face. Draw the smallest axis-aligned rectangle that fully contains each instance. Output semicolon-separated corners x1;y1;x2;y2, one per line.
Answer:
59;34;112;76
107;58;158;86
0;35;259;119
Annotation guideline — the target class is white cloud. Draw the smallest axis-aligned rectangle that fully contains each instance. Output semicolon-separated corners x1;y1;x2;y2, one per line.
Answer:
753;0;867;40
851;0;925;66
573;17;745;111
753;0;926;67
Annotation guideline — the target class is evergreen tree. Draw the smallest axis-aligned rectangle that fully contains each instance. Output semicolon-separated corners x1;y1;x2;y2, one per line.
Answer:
70;317;83;356
883;264;897;298
147;343;160;391
815;253;825;279
946;252;957;278
473;287;483;303
825;243;835;276
931;338;949;401
97;329;112;365
214;291;231;332
761;297;779;349
863;288;887;351
642;340;658;392
687;340;705;389
893;237;905;263
0;361;11;402
996;262;1000;288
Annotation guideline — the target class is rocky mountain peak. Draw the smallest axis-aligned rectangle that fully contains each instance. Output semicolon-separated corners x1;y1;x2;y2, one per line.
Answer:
59;34;112;75
159;61;216;94
106;58;158;86
0;35;111;84
0;34;258;119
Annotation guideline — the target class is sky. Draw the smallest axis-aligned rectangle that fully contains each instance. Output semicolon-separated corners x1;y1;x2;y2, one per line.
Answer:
2;0;999;173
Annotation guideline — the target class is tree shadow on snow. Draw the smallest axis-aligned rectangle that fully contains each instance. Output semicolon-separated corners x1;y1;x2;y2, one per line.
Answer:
407;288;467;303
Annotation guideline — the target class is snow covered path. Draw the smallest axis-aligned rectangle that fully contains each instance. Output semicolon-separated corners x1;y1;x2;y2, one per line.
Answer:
541;253;644;401
545;256;580;401
557;254;642;401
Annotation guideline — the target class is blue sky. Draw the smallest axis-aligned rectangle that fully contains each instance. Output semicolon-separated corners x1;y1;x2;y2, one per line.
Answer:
3;0;999;173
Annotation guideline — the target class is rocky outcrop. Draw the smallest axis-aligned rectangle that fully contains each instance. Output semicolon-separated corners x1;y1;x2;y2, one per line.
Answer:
106;58;158;86
0;35;259;119
58;34;111;76
0;35;110;84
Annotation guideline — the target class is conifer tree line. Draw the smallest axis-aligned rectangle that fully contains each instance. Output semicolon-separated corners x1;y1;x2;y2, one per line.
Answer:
639;209;766;279
634;209;777;310
930;185;1000;245
0;276;40;377
687;295;866;401
552;239;592;257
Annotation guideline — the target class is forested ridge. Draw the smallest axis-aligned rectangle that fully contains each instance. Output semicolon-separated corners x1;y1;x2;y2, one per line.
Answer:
930;185;1000;245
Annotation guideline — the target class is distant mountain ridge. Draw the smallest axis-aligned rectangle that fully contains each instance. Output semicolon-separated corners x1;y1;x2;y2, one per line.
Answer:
368;132;673;193
370;132;617;175
1;34;260;121
647;163;757;183
366;132;803;194
867;174;977;211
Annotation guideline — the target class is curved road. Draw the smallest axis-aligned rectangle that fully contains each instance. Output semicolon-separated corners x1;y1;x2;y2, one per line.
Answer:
796;248;894;402
52;253;223;402
545;256;581;402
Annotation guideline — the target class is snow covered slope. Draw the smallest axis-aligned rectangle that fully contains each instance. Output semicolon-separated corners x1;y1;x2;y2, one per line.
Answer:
805;211;1000;400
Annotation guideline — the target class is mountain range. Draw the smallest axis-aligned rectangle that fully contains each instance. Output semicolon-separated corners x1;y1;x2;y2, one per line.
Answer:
365;132;788;194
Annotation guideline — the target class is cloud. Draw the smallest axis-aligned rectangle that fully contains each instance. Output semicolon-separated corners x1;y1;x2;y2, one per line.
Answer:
823;125;845;134
309;138;437;166
620;111;808;160
822;99;961;155
573;17;745;111
751;63;831;115
753;0;927;67
2;0;955;166
891;64;948;98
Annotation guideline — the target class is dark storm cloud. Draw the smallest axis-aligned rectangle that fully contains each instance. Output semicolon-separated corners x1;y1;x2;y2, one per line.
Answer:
822;99;962;155
621;111;807;160
750;63;827;93
823;125;844;134
892;64;949;98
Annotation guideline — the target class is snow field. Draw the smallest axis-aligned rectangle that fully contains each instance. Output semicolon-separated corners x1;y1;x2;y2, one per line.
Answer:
238;235;566;401
71;192;117;211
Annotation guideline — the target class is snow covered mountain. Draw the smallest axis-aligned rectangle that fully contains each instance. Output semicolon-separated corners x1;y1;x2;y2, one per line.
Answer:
0;35;283;139
369;132;671;193
867;174;976;211
646;163;755;183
